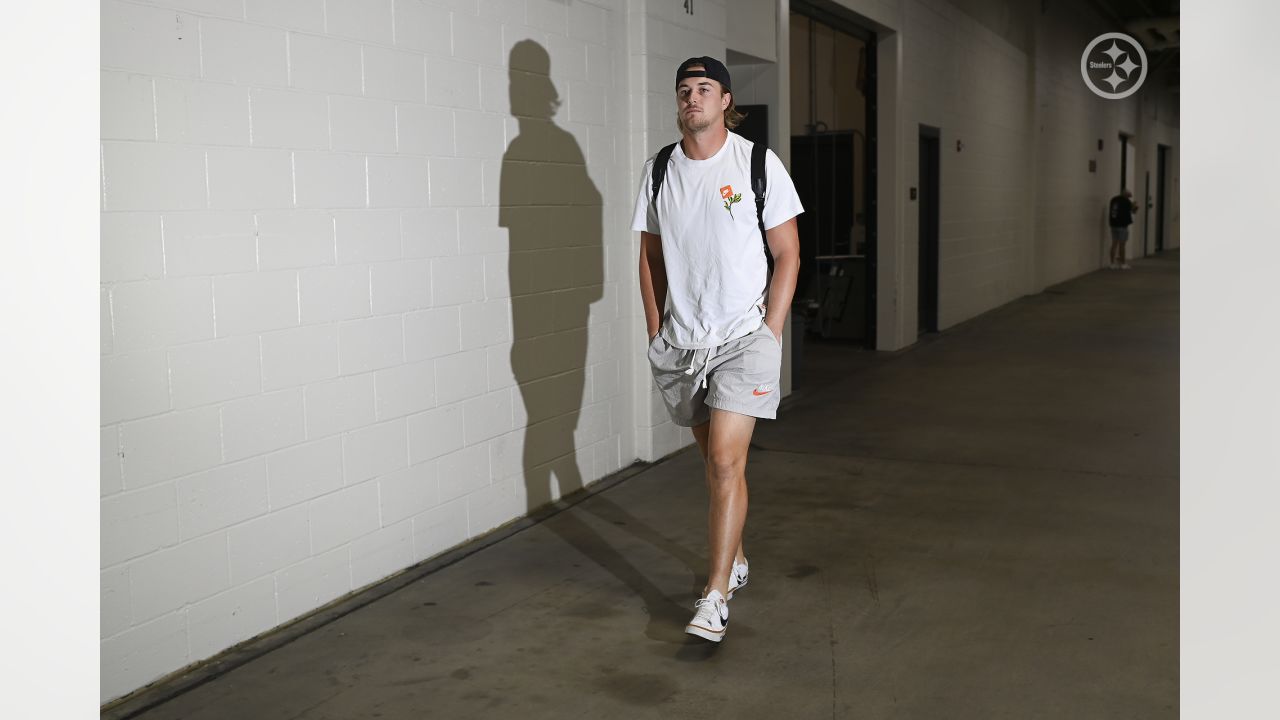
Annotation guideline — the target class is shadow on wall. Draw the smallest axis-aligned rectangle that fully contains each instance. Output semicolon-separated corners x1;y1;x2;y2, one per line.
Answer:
499;41;701;643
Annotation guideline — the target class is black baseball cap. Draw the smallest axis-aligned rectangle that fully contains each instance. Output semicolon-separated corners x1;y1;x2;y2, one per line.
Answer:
676;56;731;92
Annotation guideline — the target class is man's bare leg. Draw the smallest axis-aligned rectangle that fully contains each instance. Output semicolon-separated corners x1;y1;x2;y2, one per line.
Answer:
692;409;755;597
692;420;747;569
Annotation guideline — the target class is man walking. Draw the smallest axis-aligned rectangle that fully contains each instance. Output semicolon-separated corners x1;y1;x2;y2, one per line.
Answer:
1108;189;1138;269
631;57;803;643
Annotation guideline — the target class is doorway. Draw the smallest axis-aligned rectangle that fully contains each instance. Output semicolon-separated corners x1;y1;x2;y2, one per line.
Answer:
734;104;769;148
1119;134;1135;262
918;126;939;334
789;2;877;353
1155;144;1169;252
1119;133;1136;194
1143;170;1151;256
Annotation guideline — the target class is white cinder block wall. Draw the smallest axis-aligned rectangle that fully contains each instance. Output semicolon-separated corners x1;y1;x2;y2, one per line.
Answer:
900;0;1035;330
1030;0;1180;291
100;0;632;703
101;0;1179;704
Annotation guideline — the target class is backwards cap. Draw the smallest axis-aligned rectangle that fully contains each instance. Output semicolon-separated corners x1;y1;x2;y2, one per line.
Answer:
675;56;731;92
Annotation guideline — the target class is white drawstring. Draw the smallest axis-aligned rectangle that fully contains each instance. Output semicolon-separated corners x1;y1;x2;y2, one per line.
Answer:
682;347;712;389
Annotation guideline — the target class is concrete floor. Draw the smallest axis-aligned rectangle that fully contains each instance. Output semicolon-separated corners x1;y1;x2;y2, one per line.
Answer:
114;253;1178;719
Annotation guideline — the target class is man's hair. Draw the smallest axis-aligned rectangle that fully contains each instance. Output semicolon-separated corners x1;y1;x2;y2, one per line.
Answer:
724;93;746;130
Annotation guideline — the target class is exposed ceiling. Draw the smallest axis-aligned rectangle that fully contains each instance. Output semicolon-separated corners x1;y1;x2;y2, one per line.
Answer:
1093;0;1180;90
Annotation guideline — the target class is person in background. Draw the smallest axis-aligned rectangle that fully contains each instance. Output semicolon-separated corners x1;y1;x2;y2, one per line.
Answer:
1108;189;1138;270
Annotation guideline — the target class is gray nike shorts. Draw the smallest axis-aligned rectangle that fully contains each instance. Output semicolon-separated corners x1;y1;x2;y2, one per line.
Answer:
646;322;783;427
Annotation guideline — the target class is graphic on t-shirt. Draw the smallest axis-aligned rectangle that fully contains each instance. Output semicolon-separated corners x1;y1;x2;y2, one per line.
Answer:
720;185;742;219
630;132;805;349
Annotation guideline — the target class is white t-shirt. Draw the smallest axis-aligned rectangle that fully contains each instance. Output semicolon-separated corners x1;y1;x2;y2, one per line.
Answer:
631;131;804;349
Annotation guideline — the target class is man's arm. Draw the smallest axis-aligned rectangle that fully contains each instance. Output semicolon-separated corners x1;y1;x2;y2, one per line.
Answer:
763;217;800;340
639;231;667;339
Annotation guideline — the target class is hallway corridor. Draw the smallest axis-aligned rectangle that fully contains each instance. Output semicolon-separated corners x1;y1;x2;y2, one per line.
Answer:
116;254;1178;720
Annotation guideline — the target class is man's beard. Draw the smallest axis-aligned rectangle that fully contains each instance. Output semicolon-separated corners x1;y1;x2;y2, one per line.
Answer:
677;109;715;134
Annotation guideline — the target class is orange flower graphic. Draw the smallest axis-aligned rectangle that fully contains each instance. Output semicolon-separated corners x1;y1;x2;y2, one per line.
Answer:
720;184;742;219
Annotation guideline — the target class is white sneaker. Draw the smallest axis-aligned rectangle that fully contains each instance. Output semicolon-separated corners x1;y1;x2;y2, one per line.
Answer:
685;589;729;642
727;559;749;600
1120;263;1131;270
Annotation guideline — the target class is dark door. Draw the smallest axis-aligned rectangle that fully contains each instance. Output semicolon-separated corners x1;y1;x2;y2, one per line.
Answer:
1119;134;1128;190
1143;170;1151;257
789;6;876;348
1156;144;1168;252
792;132;856;265
918;126;940;334
735;104;769;148
792;132;865;341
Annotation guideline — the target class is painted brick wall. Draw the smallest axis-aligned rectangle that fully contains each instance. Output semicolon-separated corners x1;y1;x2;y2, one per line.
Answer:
1030;0;1179;290
901;0;1033;329
100;0;630;703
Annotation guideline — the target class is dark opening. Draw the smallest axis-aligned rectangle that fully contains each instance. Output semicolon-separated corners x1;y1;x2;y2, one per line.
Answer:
1119;134;1129;192
1156;144;1169;252
734;104;769;148
789;2;877;349
1143;170;1151;257
918;126;940;334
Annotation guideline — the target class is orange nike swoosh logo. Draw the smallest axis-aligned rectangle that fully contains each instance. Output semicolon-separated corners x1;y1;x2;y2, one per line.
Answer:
752;388;772;396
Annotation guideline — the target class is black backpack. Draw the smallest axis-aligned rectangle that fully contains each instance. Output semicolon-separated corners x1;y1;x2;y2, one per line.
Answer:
650;140;774;277
1109;196;1132;227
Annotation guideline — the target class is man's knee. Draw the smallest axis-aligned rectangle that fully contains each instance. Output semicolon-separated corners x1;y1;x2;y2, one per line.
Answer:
705;451;746;484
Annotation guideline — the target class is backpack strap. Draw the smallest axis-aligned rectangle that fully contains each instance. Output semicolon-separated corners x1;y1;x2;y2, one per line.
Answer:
653;140;773;278
751;141;773;277
651;142;678;207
